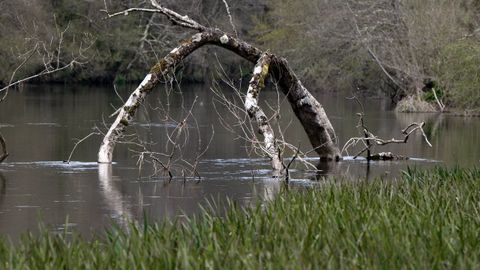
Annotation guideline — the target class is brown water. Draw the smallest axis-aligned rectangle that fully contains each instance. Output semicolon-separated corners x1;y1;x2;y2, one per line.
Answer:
0;83;478;239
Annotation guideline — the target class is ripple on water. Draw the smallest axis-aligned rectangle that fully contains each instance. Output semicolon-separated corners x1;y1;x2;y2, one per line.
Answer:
202;157;269;166
132;122;179;128
0;161;100;172
15;205;40;209
25;123;62;127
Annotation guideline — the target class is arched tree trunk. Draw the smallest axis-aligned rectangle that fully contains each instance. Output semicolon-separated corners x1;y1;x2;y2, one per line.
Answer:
99;2;341;170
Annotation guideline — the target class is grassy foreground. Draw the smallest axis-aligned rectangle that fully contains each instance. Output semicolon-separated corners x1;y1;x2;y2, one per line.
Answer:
1;168;480;269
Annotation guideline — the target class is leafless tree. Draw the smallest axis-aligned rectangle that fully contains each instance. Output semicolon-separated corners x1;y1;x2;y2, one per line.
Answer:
209;56;321;177
98;0;341;179
0;17;92;164
347;0;478;106
130;91;214;181
342;97;432;160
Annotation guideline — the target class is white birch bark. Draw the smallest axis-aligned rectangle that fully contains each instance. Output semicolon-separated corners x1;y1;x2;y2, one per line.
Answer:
245;53;283;174
98;74;154;163
102;2;341;166
98;33;208;163
98;29;341;166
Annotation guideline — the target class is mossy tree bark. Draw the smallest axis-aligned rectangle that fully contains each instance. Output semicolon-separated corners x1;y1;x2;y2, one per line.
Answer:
245;53;283;174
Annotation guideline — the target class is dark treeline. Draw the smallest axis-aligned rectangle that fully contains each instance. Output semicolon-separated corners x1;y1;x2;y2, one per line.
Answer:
0;0;264;84
1;0;479;110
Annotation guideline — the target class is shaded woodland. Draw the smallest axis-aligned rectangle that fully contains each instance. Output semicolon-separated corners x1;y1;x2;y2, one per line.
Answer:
1;0;480;111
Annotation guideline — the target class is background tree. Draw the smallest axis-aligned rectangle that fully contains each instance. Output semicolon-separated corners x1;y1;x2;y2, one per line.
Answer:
254;0;480;111
1;0;479;112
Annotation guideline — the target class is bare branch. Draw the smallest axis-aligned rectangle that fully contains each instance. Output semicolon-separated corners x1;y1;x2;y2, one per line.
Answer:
346;2;406;92
342;113;432;160
0;60;81;96
104;1;207;32
66;131;101;163
0;19;92;100
0;44;38;102
149;0;207;31
99;0;341;180
431;88;446;112
221;0;238;38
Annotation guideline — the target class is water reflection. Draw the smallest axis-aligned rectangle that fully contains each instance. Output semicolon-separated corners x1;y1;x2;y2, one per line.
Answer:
314;161;337;180
0;172;6;205
0;84;478;238
98;164;132;227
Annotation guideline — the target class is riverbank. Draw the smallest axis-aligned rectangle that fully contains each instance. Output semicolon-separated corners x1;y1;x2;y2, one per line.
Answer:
395;94;480;116
1;167;479;269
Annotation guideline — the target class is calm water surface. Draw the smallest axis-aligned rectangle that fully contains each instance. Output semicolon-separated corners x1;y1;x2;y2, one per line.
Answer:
0;83;478;239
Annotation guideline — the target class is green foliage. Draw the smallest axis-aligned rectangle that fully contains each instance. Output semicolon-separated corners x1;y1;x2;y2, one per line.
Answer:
114;74;127;86
254;0;480;110
1;167;480;268
436;40;480;110
250;0;360;90
422;82;445;103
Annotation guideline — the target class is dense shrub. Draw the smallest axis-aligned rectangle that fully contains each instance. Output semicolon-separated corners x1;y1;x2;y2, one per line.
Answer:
436;40;480;110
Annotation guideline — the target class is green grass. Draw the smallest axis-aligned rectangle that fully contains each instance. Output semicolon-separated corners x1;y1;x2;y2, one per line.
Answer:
1;167;480;269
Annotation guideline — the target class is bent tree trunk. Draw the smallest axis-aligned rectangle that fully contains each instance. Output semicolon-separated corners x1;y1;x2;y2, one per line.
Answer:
99;4;341;169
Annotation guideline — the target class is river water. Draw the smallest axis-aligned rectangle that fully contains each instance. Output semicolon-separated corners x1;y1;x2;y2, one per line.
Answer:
0;83;478;239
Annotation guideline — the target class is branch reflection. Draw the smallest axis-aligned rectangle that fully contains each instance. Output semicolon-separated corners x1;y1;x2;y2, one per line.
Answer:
0;171;6;206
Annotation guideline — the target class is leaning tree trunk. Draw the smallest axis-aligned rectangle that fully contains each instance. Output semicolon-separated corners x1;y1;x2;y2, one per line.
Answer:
100;2;341;167
245;53;283;174
269;56;340;160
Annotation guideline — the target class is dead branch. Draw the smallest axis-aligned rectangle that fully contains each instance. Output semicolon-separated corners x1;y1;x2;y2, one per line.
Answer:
66;131;102;163
431;87;446;112
0;16;92;164
104;0;207;32
221;0;238;38
342;113;432;160
0;44;38;102
209;59;322;174
0;20;92;100
126;83;213;180
99;1;340;169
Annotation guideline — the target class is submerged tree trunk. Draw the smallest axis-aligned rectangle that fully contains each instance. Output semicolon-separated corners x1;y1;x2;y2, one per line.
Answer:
269;56;340;160
245;53;283;174
100;2;341;169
